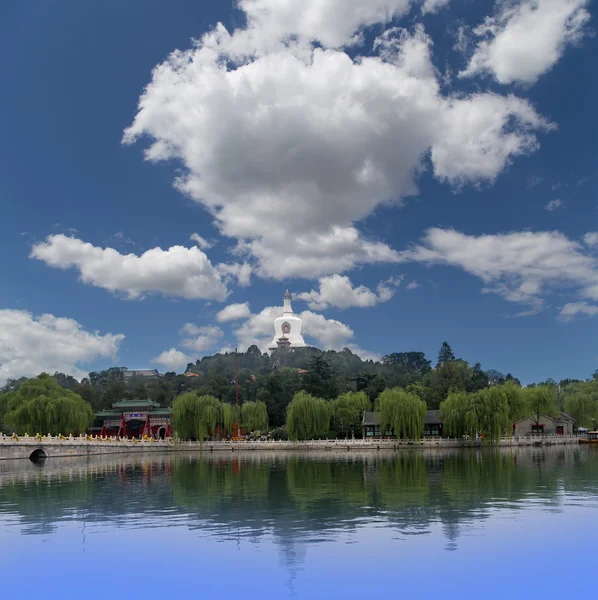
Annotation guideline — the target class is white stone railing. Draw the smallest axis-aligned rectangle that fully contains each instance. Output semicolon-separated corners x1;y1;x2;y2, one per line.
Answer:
0;433;173;445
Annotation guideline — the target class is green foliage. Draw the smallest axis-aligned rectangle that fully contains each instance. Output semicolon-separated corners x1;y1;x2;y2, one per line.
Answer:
241;401;268;432
331;391;370;437
286;391;330;441
441;383;520;441
441;391;477;439
378;388;427;441
436;342;455;367
524;385;558;425
563;379;598;428
1;374;93;435
475;386;511;442
172;393;223;441
424;360;473;409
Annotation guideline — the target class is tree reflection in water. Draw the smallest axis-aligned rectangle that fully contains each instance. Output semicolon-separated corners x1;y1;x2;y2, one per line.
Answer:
1;447;597;568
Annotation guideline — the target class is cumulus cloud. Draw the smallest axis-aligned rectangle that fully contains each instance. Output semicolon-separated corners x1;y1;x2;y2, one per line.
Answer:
31;234;228;301
190;233;214;249
217;262;253;286
234;306;357;351
179;324;223;352
216;302;252;322
152;348;193;372
460;0;591;85
545;199;564;211
401;228;598;313
421;0;451;14
407;280;420;290
0;309;124;384
239;0;414;48
123;17;551;279
297;274;401;310
559;302;598;321
584;232;598;247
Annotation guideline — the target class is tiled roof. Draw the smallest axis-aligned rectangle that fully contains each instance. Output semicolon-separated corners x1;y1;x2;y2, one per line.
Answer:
362;410;443;426
124;369;160;378
112;399;160;409
362;411;380;426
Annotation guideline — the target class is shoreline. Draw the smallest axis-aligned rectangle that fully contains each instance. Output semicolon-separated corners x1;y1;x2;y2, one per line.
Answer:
0;434;581;461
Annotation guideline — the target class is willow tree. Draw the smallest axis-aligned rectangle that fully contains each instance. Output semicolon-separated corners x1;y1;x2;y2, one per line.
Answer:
441;391;477;439
331;391;370;438
286;391;330;441
501;381;528;422
476;386;510;442
524;385;558;429
241;401;268;432
378;388;427;441
564;384;598;429
2;373;93;435
172;393;222;441
222;403;241;434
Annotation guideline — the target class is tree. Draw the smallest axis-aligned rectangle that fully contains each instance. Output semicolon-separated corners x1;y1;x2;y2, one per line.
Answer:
475;386;510;442
424;360;472;409
172;393;223;441
52;372;80;391
436;342;455;367
440;391;478;439
382;352;431;374
485;370;505;387
563;379;598;428
524;385;558;429
469;363;489;392
241;401;269;432
377;388;427;441
1;374;93;435
331;392;370;438
286;391;330;441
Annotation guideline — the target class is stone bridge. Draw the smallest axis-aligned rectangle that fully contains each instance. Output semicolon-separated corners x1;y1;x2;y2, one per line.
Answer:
0;434;173;461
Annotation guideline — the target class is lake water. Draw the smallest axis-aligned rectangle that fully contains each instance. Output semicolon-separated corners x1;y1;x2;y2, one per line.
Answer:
1;447;597;599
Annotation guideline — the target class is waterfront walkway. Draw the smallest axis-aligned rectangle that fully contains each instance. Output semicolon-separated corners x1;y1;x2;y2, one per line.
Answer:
0;433;581;460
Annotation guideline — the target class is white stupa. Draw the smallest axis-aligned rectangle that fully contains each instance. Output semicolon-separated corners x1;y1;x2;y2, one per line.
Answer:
268;290;306;350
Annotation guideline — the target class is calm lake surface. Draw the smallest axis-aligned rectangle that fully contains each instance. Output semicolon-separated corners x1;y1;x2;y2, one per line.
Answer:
1;447;597;599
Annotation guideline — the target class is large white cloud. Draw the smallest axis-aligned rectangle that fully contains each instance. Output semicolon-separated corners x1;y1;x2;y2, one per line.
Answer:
123;20;550;279
235;306;355;351
0;310;124;384
152;348;193;372
402;228;598;313
31;234;228;301
239;0;413;48
460;0;591;85
216;302;252;322
179;324;224;352
297;274;401;310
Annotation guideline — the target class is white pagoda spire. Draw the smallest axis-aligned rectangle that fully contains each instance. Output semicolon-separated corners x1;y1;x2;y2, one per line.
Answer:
283;289;293;315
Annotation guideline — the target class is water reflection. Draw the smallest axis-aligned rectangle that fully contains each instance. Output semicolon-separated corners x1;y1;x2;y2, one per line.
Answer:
1;446;597;594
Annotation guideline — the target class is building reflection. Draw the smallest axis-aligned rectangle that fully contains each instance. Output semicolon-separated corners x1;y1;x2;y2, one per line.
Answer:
1;447;597;558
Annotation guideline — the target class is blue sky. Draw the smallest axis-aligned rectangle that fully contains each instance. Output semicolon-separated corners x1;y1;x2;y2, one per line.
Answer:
1;0;596;385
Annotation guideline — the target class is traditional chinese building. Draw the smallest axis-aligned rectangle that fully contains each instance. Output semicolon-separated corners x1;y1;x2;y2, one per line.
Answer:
362;410;444;438
94;399;172;439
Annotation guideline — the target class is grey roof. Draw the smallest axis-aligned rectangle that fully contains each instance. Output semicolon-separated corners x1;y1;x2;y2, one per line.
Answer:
112;399;161;409
124;369;160;379
362;410;442;426
513;413;575;425
362;412;380;426
425;410;443;424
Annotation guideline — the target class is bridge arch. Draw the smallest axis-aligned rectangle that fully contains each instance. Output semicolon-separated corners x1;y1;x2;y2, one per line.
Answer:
29;448;48;462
